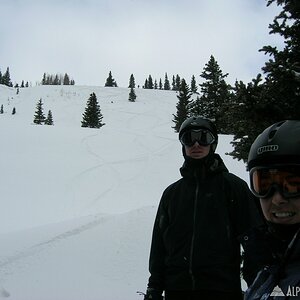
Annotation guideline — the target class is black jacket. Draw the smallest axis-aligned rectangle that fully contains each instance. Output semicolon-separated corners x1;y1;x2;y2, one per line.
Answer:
243;225;300;299
147;153;262;293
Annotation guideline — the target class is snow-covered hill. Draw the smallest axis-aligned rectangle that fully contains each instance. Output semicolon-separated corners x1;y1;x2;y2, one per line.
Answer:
0;84;248;300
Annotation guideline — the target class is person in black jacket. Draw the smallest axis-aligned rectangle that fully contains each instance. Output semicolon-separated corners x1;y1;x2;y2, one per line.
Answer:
243;120;300;300
143;116;263;300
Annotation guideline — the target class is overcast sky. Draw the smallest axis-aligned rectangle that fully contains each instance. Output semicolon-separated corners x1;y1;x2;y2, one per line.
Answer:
1;0;283;88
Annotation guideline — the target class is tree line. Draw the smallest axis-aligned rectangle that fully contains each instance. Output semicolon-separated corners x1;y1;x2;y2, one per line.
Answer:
41;73;75;85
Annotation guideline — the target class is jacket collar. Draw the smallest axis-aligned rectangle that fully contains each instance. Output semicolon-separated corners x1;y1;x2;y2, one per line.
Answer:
180;153;228;179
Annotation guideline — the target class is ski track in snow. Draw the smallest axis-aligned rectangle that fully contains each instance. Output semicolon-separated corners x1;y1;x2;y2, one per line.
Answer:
70;101;176;212
0;214;109;288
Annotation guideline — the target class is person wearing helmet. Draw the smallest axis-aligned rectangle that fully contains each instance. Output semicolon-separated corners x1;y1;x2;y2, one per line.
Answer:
243;120;300;300
143;116;263;300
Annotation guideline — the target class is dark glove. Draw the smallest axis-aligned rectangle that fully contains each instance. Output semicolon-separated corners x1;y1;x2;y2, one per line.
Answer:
143;288;163;300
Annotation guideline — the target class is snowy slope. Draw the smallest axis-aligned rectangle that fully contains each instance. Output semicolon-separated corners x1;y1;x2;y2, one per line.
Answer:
0;84;248;299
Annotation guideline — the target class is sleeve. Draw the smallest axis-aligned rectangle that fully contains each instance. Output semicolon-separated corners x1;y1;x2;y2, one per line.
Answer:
147;192;169;291
229;175;264;236
225;174;265;286
236;181;265;286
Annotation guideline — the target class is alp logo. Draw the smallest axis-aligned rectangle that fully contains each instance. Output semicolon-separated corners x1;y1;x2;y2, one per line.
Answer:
257;145;279;155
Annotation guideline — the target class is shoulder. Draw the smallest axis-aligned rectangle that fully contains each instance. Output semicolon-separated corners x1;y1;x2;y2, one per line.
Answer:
222;172;250;196
161;178;184;200
223;171;248;185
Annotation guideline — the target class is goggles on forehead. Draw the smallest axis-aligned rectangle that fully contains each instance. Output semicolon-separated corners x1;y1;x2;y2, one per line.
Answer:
180;129;215;147
249;165;300;199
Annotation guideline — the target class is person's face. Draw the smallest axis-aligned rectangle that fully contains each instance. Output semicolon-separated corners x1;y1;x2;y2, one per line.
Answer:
260;192;300;224
184;142;210;159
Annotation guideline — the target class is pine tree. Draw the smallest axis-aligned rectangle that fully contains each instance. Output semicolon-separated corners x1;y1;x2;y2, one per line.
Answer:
172;75;176;90
198;55;232;133
164;73;170;90
159;78;163;90
42;73;47;85
228;0;300;162
229;75;272;161
190;75;198;93
105;71;117;87
81;93;105;128
172;79;192;132
148;75;154;89
175;75;181;91
259;0;300;118
128;87;137;102
0;104;4;114
45;110;54;125
190;96;203;115
144;78;149;89
33;99;46;124
53;74;60;85
12;107;16;115
63;73;70;85
2;67;12;87
128;74;135;88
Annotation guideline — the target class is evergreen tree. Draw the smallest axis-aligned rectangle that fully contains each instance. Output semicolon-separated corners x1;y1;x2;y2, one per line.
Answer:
190;75;198;93
159;78;163;90
12;107;16;115
128;74;135;88
128;87;137;102
33;99;46;125
81;93;105;128
175;75;181;91
198;55;232;133
148;75;154;89
229;75;273;161
172;79;192;132
0;104;4;114
53;74;60;85
164;73;170;90
45;110;54;125
259;0;300;118
190;96;203;115
42;73;47;85
229;0;300;162
2;67;12;87
63;73;70;85
105;71;117;87
172;75;176;90
144;78;149;89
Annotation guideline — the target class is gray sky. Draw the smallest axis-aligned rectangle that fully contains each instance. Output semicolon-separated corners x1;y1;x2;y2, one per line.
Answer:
1;0;283;87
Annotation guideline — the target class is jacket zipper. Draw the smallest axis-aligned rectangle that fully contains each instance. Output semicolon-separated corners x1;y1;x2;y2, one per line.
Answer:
189;171;200;290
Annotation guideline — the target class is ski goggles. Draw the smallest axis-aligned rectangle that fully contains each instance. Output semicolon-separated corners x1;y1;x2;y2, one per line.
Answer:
249;165;300;199
180;129;215;147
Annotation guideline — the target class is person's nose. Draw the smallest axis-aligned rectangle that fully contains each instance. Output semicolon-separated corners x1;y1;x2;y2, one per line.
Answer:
271;191;289;206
